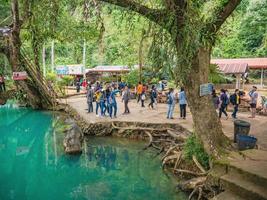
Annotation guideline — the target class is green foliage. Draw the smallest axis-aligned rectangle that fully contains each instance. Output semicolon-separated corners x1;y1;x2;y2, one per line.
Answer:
184;134;210;170
58;75;74;86
122;69;139;87
213;0;267;58
46;72;57;83
208;64;229;84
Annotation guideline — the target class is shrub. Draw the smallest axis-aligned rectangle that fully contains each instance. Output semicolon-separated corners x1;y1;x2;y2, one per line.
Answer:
46;72;57;83
184;134;210;170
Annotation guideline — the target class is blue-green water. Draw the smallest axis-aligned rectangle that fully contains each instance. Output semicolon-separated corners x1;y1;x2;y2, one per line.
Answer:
0;104;186;200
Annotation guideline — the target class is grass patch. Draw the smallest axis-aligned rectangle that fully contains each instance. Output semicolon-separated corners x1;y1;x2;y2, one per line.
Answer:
184;134;210;170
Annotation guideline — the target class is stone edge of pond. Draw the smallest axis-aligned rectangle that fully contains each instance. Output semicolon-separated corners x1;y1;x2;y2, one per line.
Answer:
55;103;229;199
56;103;192;137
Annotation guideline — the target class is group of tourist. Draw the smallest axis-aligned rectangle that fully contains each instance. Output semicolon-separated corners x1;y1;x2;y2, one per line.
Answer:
85;81;188;120
85;79;263;121
86;82;122;118
212;86;259;119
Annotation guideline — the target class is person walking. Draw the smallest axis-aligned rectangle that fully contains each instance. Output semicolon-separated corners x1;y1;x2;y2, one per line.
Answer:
86;85;94;113
122;85;131;114
148;85;157;109
95;90;101;117
230;89;241;119
105;86;111;115
136;82;143;103
167;88;175;119
108;88;120;118
178;87;187;119
249;86;258;118
76;78;81;93
219;89;229;119
212;89;220;109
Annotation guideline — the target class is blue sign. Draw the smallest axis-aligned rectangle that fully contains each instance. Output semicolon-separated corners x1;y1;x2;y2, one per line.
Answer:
200;83;214;96
56;66;69;75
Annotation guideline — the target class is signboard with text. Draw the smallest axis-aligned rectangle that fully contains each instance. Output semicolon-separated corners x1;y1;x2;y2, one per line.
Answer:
68;65;84;75
12;71;28;81
200;83;213;97
56;66;69;75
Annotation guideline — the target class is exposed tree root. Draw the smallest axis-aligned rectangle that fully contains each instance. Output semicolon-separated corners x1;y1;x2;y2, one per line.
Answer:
174;169;208;176
111;122;216;199
193;155;206;173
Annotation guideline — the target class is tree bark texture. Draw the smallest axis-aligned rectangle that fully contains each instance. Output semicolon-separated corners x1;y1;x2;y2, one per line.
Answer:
182;47;230;155
1;0;56;109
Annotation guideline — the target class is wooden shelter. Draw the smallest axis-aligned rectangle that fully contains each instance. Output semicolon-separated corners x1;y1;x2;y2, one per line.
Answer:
85;65;130;83
211;58;267;89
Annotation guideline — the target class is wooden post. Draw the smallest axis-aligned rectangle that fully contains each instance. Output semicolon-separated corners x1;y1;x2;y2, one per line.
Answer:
116;73;119;89
261;67;264;88
51;40;55;73
236;74;241;89
42;44;46;77
83;39;86;79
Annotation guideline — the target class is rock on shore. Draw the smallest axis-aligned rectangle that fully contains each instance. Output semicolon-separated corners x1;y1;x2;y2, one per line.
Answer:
63;122;83;154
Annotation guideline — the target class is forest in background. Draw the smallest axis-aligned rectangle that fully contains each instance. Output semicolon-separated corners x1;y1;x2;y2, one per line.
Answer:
0;0;266;78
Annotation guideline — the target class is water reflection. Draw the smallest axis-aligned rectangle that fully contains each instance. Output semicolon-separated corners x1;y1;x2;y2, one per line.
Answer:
87;145;118;171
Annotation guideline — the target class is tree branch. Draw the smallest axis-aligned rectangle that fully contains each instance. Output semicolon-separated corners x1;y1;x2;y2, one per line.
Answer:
98;0;167;25
204;0;242;34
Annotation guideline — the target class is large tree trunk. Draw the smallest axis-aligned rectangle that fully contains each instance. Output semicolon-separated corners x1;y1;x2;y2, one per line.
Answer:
4;0;56;109
183;47;231;155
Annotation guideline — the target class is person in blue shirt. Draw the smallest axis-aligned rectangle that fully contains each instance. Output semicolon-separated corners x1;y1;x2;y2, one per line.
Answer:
107;88;120;118
178;87;187;119
167;88;176;119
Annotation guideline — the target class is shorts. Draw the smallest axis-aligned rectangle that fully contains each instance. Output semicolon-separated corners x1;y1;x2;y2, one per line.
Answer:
250;103;256;108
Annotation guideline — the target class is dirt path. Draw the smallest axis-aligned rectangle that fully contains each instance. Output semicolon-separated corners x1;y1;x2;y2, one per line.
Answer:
63;94;267;150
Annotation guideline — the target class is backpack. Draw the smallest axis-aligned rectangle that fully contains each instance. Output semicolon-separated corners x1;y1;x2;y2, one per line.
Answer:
167;93;173;104
230;94;235;105
222;94;229;105
152;90;157;98
108;94;115;104
141;93;146;100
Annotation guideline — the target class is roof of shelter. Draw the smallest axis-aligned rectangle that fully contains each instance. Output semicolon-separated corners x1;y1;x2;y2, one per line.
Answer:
86;66;130;73
211;58;267;70
215;63;248;74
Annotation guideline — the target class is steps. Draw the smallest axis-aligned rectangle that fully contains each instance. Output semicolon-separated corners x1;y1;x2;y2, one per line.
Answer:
211;191;245;200
211;150;267;200
220;173;267;200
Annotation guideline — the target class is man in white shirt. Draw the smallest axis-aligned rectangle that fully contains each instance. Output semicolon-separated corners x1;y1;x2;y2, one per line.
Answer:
249;86;258;118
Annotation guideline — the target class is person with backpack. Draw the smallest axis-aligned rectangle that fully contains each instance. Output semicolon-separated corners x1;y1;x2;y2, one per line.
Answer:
108;88;120;118
178;87;187;119
167;88;176;119
95;90;102;117
219;89;229;119
230;89;241;119
148;85;157;109
212;89;220;109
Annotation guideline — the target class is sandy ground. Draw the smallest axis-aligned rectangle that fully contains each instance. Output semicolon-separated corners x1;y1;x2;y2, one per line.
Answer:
63;94;267;150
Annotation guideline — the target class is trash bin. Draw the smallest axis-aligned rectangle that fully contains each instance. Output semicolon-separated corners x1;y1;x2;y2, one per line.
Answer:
237;134;257;151
234;120;250;143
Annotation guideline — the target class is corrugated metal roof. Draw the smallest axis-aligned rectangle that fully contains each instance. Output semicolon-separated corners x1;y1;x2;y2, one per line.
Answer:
86;66;130;73
211;58;267;69
216;63;248;74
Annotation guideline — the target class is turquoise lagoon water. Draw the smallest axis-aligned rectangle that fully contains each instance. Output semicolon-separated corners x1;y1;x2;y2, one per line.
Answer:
0;104;186;200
